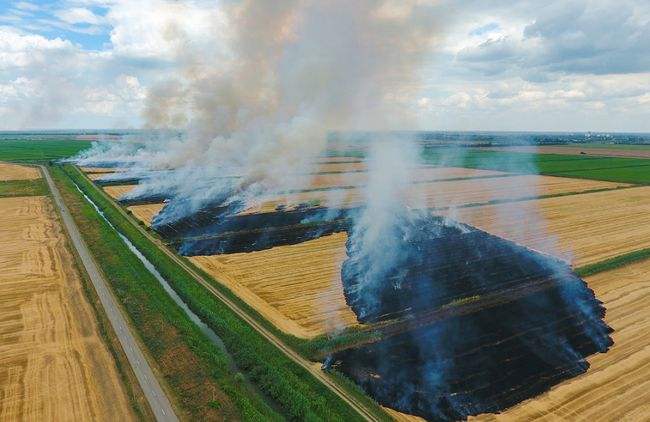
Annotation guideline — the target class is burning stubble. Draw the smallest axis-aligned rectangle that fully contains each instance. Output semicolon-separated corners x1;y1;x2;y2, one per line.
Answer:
72;2;614;420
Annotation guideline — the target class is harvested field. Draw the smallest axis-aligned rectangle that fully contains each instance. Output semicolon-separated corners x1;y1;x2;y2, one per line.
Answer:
88;172;118;181
104;184;136;200
383;407;426;422
480;145;650;159
0;196;134;421
80;166;121;174
315;162;367;173
305;167;506;190
245;174;628;214
316;156;363;163
190;232;359;338
128;203;164;226
473;258;650;421
452;186;650;267
0;162;40;181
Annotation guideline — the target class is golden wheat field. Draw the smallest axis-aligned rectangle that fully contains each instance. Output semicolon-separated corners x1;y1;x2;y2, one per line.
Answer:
103;184;136;200
87;172;117;181
472;258;650;421
303;166;506;190
244;174;628;214
0;163;40;181
0;196;134;421
190;232;359;338
452;186;650;267
79;166;121;174
127;203;164;226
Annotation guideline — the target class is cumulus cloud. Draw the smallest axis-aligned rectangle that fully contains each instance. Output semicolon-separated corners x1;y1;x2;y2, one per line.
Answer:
0;0;649;131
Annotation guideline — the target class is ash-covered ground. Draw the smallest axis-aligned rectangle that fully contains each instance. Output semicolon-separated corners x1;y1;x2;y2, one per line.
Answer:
115;180;612;421
333;213;612;420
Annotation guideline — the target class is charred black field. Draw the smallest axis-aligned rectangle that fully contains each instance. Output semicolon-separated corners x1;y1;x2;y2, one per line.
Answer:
122;185;613;421
333;214;612;420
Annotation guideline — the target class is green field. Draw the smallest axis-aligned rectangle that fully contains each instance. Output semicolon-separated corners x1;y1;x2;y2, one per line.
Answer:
58;164;382;421
422;149;650;184
0;140;91;162
53;165;280;420
0;179;48;197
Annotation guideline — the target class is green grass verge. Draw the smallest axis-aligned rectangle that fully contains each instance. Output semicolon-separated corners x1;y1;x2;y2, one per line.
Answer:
0;179;48;197
52;165;280;421
576;248;650;277
60;164;383;421
0;140;91;162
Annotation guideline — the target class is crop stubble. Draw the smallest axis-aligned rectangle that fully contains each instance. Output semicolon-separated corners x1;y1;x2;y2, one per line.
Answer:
0;163;40;181
0;195;134;421
472;258;650;420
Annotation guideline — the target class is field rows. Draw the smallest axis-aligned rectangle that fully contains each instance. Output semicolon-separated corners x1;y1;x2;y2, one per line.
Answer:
246;174;627;214
191;232;358;338
0;195;133;421
453;186;650;267
0;163;40;181
473;258;650;421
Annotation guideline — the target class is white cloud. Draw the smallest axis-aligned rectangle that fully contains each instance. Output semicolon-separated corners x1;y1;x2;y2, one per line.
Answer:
55;7;104;25
0;0;649;131
106;0;227;60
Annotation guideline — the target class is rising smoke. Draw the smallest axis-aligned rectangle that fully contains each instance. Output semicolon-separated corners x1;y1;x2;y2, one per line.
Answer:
78;0;443;223
74;2;613;420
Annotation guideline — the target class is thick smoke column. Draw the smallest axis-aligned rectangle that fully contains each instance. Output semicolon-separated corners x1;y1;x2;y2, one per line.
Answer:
344;138;424;319
78;0;442;224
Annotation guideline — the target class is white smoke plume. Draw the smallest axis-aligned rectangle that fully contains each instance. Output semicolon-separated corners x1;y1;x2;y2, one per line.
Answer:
77;0;443;222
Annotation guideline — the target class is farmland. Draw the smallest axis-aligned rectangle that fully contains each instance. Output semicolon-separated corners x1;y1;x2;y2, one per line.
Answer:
481;144;650;159
105;184;136;199
472;258;650;421
62;143;650;420
0;140;91;162
239;174;627;214
451;186;650;267
0;162;40;180
59;164;384;421
191;232;358;338
0;169;134;420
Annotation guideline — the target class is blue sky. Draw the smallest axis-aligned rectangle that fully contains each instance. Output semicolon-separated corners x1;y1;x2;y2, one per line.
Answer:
0;1;110;50
1;0;650;132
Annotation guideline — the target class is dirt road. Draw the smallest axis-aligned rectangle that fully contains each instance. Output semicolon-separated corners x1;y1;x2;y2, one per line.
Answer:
41;166;178;422
82;167;382;421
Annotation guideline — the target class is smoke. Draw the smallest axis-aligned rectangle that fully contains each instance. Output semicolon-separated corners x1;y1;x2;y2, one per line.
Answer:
344;138;424;319
72;2;614;418
78;0;442;224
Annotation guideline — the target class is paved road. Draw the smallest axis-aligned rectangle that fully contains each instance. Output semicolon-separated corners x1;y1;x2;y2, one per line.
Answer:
84;169;382;422
41;166;178;422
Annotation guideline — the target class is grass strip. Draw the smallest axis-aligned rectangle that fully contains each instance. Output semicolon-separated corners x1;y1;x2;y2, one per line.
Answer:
50;200;155;421
576;248;650;277
52;165;280;421
61;164;378;421
0;179;48;197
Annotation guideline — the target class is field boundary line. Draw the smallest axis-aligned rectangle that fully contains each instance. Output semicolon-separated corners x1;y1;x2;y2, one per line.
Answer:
576;248;650;277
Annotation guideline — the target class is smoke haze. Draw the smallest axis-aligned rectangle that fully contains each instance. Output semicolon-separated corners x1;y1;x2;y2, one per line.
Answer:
78;0;443;223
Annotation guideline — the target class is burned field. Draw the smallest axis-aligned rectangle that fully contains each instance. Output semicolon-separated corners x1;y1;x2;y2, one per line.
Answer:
79;162;619;420
333;214;612;420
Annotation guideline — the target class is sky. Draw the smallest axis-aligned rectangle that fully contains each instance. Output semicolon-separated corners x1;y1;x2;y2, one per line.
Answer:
1;0;649;132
